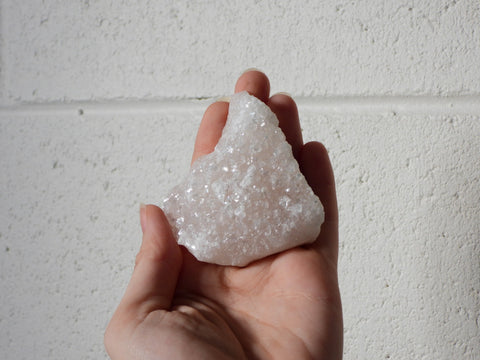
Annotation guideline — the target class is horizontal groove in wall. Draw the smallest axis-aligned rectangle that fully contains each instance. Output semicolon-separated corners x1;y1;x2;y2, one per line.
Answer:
1;96;480;116
297;95;480;115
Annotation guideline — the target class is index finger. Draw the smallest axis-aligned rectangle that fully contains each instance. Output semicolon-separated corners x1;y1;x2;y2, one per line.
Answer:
191;70;270;164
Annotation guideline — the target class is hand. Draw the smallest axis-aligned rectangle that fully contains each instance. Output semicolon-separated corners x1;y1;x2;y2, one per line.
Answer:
104;70;343;359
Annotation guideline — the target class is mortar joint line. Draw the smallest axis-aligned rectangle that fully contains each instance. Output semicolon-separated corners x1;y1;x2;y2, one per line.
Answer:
1;95;480;116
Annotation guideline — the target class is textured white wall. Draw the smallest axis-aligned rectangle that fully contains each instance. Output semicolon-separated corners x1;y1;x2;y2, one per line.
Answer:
1;1;479;359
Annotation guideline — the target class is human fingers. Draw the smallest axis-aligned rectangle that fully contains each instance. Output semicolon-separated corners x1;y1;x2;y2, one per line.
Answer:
234;69;270;102
300;142;339;264
104;205;182;357
191;70;271;164
113;205;182;319
191;101;229;165
267;93;303;161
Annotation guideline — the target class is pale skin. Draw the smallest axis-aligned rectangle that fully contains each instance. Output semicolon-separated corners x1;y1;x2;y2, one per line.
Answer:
104;71;343;359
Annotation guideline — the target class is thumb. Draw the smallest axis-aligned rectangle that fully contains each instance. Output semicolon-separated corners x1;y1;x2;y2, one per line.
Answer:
118;204;182;317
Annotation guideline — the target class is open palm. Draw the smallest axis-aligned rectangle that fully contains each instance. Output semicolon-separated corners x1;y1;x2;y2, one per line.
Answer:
105;71;343;359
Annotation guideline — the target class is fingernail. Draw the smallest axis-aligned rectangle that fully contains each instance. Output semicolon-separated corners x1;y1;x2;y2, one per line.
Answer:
216;96;231;103
139;203;147;234
274;91;292;98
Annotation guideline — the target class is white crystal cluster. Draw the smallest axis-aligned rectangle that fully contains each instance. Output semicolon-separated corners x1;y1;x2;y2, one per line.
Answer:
162;91;324;266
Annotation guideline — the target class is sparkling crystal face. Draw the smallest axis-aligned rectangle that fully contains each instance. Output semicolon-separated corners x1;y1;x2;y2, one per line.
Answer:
162;91;324;266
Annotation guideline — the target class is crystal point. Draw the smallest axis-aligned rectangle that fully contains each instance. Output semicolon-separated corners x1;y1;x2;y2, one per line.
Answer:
163;91;324;266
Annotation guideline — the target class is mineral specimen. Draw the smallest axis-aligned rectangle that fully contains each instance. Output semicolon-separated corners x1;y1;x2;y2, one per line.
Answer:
162;91;324;266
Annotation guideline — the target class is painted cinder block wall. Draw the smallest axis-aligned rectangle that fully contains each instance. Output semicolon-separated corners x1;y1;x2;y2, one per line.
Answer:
1;1;479;359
